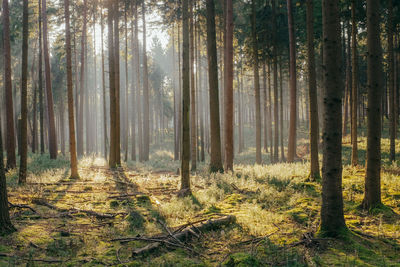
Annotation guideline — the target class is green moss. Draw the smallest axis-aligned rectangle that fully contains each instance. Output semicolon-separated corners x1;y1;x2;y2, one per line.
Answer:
222;252;260;267
127;211;145;229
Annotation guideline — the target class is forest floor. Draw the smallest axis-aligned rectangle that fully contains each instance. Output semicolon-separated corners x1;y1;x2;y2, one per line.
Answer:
1;133;400;266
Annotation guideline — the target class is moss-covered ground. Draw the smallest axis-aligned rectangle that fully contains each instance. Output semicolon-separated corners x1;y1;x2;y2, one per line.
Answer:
1;127;399;266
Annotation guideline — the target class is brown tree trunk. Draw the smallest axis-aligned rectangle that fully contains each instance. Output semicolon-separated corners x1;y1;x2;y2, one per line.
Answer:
306;0;320;179
38;0;45;154
206;0;223;173
224;0;234;171
130;5;136;162
351;0;358;166
114;1;121;165
251;0;262;165
142;0;150;161
190;0;197;171
124;4;129;162
0;116;15;234
18;0;29;184
279;58;285;161
320;0;347;237
287;0;297;162
388;0;395;162
2;0;16;169
272;0;279;163
101;5;108;159
362;0;383;209
134;2;143;162
180;0;191;196
108;0;117;168
64;0;79;179
42;0;57;159
262;63;268;153
343;22;351;137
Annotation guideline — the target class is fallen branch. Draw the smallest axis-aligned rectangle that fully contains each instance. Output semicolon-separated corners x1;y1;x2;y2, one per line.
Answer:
232;229;280;246
113;215;236;257
107;192;145;199
8;202;37;213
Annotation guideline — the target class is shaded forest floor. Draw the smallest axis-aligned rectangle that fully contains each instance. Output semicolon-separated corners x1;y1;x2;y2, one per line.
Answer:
1;133;400;266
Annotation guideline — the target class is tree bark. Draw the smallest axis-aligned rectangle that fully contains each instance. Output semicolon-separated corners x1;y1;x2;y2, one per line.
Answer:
42;0;58;159
2;0;16;169
362;0;383;209
206;0;223;173
287;0;297;162
306;0;320;179
38;0;45;154
388;0;395;162
180;0;191;196
114;0;121;165
108;0;117;168
251;0;262;165
64;0;79;179
0;116;15;235
224;0;234;171
101;5;108;159
320;0;347;237
142;0;150;161
272;0;279;163
190;0;197;171
351;0;358;166
18;0;29;184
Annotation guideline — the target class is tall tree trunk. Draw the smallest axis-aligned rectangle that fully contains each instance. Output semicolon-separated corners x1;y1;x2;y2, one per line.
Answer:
18;0;29;184
2;0;16;169
351;0;358;166
263;63;268;153
130;4;136;161
362;0;383;209
343;22;351;137
320;0;347;237
306;0;320;179
38;0;45;154
78;0;87;156
108;0;117;168
224;0;234;171
180;0;191;196
287;0;297;162
134;2;143;162
124;3;129;162
64;0;79;179
388;0;395;162
190;0;197;171
206;0;223;173
251;0;262;165
177;23;182;161
114;0;121;165
272;0;279;163
42;0;57;159
279;58;285;161
142;0;150;161
238;66;243;154
101;5;108;159
173;25;179;161
0;116;15;234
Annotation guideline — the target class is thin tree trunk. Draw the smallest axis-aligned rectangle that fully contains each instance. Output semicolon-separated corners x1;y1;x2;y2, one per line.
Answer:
114;0;121;165
78;0;87;156
306;0;320;179
263;63;268;153
272;0;279;163
320;0;347;237
287;0;297;162
64;0;79;179
180;0;191;196
142;0;150;161
108;0;117;168
38;0;45;154
224;0;234;171
124;3;129;162
2;0;16;169
351;0;358;166
130;4;136;161
279;58;285;161
42;0;57;159
18;0;29;184
206;0;223;173
388;0;395;162
251;0;262;165
362;0;383;209
101;5;108;159
190;0;197;171
134;2;143;162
